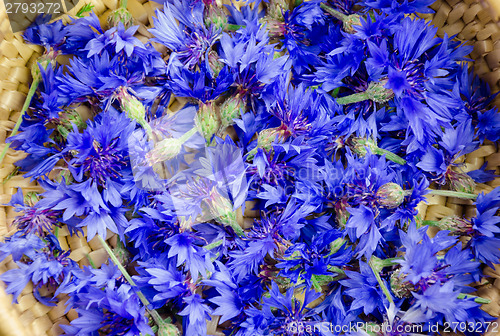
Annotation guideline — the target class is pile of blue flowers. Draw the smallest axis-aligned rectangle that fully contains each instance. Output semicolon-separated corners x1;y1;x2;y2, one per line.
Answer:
1;0;500;335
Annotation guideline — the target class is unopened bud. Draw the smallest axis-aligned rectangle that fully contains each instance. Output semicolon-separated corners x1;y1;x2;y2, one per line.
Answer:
57;109;85;139
390;268;414;299
113;239;130;265
119;89;152;136
207;49;224;77
343;14;362;33
158;323;180;336
31;51;57;81
366;79;394;103
259;16;285;39
377;183;405;208
334;200;349;230
219;94;245;129
107;8;134;29
145;137;183;166
267;0;289;20
204;4;227;30
349;137;377;157
195;103;220;143
447;170;476;194
257;127;284;151
24;191;40;207
207;189;244;236
436;216;472;233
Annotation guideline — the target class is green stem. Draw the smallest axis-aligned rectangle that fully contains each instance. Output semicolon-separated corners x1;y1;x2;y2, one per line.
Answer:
178;126;197;144
329;238;347;255
376;257;401;268
427;189;477;200
227;24;244;31
86;254;97;269
369;256;395;306
204;239;223;250
320;3;349;22
97;235;164;327
0;75;41;166
457;293;491;304
373;147;407;165
335;92;370;105
119;0;128;9
328;266;346;276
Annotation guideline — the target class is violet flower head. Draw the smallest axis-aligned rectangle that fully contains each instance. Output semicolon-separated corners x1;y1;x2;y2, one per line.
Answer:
23;16;68;51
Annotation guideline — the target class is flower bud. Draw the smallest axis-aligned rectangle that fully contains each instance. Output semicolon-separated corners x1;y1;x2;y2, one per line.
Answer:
195;102;221;143
376;183;405;208
390;268;414;299
334;200;349;230
107;8;134;29
207;49;224;77
24;191;41;207
259;16;285;39
204;3;227;30
366;79;394;103
436;216;472;233
158;323;180;336
113;239;130;265
349;137;377;157
267;0;289;20
31;51;57;81
447;170;476;194
343;14;362;34
219;94;245;129
145;137;183;166
57;109;85;139
207;189;244;236
119;89;152;136
257;127;284;152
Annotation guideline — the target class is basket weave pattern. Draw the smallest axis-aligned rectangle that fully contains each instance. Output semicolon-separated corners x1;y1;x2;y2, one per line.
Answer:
0;0;499;335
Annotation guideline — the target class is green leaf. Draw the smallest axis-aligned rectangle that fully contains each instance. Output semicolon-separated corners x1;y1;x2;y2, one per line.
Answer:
76;3;94;18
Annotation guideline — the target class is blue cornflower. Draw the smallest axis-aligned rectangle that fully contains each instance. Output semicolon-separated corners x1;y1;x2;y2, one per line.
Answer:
276;229;353;286
455;64;500;143
368;17;471;150
63;12;104;55
165;232;215;280
362;0;435;14
469;187;500;267
126;193;180;259
134;258;190;308
85;23;146;58
416;120;478;179
412;281;491;326
36;178;128;241
0;233;78;304
264;80;334;141
0;231;45;263
64;108;135;186
238;282;323;336
179;294;213;336
204;261;245;323
8;188;61;236
62;283;153;336
23;16;68;52
150;2;220;70
340;261;389;316
219;29;290;108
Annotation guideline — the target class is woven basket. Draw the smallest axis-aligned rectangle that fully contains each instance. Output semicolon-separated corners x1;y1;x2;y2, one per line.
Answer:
0;0;499;335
